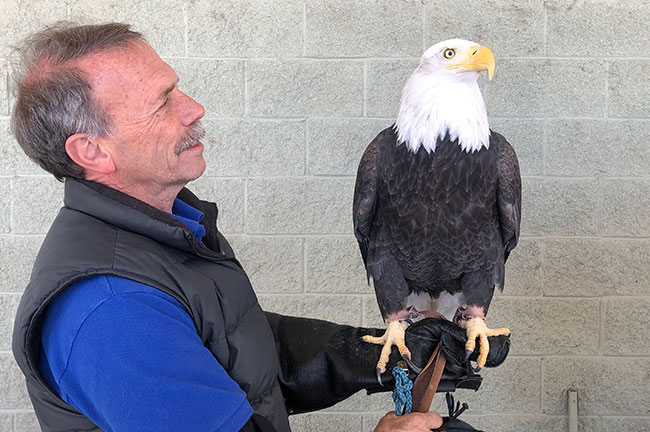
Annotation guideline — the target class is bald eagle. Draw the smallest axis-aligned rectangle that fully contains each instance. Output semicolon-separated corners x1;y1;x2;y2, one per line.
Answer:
354;39;521;377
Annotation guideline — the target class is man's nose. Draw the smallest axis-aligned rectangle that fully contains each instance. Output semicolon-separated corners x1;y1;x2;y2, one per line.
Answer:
178;91;205;126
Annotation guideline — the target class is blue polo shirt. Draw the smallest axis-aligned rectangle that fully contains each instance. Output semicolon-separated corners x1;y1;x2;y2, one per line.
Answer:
39;199;253;432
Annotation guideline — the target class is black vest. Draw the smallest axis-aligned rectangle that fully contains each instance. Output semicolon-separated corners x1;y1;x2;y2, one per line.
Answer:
12;178;291;432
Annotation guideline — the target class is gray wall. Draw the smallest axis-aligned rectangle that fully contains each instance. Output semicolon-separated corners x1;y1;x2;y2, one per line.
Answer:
2;0;650;431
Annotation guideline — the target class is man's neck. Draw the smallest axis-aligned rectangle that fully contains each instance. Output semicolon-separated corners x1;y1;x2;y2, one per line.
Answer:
86;176;184;213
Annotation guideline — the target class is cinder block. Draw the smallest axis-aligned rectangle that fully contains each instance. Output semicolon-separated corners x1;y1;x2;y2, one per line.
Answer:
488;297;599;355
0;119;50;175
247;60;363;117
609;61;650;117
257;294;362;326
7;62;17;116
67;0;185;56
323;390;392;414
0;179;11;233
432;358;541;414
165;59;244;117
305;237;370;294
521;178;599;236
201;119;305;177
363;295;384;328
305;0;421;58
186;177;244;234
1;61;7;117
462;416;575;432
228;236;303;294
307;118;389;176
290;412;362;432
546;120;650;177
15;411;40;432
0;353;31;409
489;118;544;177
365;60;419;117
599;180;650;237
484;59;607;117
246;178;355;234
543;357;650;416
362;413;385;432
425;0;545;57
579;417;604;432
0;0;67;58
0;119;46;176
543;239;650;297
187;0;303;57
503;239;541;297
603;298;650;356
0;294;20;351
546;0;650;57
11;177;64;234
0;412;12;432
602;417;650;432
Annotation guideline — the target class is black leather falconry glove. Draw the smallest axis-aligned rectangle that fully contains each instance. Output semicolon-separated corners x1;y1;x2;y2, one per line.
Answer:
264;313;510;414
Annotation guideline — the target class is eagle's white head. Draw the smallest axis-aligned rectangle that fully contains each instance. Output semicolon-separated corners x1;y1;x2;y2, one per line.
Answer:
395;39;495;154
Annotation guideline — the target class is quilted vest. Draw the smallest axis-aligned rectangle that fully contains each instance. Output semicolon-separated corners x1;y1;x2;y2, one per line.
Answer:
12;178;290;432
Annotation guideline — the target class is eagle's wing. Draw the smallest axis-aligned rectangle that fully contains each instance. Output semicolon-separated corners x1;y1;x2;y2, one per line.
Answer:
353;129;383;275
494;131;522;262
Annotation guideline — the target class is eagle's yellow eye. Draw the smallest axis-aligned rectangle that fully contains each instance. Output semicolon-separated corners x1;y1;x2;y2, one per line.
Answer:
442;48;455;59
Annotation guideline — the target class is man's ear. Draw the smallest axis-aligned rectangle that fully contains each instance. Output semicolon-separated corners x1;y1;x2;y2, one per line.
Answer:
65;134;115;175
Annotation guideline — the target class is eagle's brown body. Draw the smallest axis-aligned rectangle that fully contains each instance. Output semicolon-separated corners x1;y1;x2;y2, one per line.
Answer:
353;125;521;320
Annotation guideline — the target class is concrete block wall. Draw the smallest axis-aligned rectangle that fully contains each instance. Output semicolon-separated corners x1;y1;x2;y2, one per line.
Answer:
1;0;649;431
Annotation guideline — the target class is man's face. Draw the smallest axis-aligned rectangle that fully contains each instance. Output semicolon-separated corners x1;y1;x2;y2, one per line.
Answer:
80;42;206;195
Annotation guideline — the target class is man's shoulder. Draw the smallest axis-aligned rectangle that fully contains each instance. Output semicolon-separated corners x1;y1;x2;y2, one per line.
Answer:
43;276;181;333
33;207;118;276
40;276;187;383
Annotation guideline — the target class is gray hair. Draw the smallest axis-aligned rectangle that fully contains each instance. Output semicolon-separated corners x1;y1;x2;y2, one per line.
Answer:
10;22;145;181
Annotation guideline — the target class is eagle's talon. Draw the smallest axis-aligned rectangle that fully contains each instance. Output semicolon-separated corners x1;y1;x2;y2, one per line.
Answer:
460;316;510;369
401;353;421;374
464;349;473;363
364;321;411;383
376;367;384;386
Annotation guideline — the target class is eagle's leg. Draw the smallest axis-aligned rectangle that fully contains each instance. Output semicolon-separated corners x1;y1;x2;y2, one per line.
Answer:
456;305;510;370
362;309;420;383
362;320;409;376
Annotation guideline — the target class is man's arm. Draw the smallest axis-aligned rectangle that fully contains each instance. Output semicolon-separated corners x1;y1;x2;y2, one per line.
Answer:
41;276;254;432
264;312;510;415
264;312;390;414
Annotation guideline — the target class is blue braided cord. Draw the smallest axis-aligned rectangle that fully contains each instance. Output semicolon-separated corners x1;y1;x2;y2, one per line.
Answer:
392;366;413;416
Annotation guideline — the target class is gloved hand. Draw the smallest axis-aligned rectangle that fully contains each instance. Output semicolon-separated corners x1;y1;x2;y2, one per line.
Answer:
405;318;510;387
264;313;510;414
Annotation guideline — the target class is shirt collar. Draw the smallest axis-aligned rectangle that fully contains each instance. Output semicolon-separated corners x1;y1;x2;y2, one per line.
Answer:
170;198;206;244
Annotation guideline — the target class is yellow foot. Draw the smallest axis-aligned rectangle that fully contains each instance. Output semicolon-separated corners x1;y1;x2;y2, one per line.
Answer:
459;317;510;369
362;320;411;378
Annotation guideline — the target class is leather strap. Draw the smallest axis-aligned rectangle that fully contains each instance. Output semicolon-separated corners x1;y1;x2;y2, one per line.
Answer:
411;311;448;413
411;342;447;413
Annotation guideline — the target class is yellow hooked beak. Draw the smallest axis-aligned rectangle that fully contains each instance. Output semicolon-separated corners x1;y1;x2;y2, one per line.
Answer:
445;46;495;80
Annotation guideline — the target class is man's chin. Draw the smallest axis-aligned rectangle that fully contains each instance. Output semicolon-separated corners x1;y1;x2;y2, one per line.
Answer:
188;159;207;181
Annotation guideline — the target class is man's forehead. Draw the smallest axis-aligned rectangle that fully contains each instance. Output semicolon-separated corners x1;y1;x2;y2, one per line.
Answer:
76;42;177;103
74;41;156;77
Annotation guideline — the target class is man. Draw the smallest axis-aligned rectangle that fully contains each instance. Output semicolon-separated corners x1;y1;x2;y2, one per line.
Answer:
11;22;503;432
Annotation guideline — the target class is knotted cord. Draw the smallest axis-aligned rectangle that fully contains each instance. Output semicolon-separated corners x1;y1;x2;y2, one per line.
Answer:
392;366;413;416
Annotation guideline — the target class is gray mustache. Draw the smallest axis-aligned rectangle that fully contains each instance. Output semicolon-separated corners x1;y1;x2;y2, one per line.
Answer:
176;121;206;154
